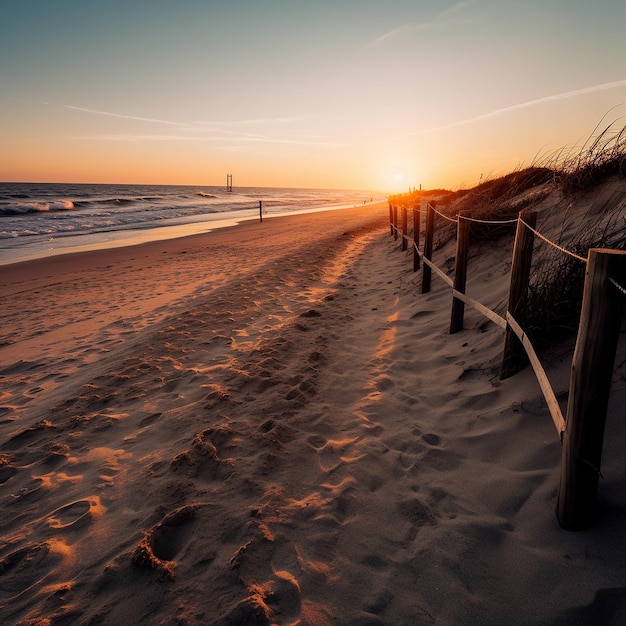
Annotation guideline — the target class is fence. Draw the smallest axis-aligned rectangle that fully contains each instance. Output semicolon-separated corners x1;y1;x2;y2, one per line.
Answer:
388;197;626;531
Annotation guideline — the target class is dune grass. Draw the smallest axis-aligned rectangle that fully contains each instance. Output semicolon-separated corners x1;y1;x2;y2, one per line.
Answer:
393;120;626;353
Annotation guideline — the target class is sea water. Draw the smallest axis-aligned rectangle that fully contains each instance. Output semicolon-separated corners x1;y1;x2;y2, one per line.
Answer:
0;183;385;265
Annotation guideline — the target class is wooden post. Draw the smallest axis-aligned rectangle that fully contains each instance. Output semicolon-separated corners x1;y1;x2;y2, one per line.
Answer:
413;201;421;272
259;200;263;223
389;202;394;236
401;205;408;251
556;249;626;530
450;214;470;334
500;211;537;379
393;205;399;241
422;202;435;294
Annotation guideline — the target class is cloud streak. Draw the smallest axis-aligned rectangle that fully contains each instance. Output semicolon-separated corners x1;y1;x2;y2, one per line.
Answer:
368;1;477;47
412;79;626;135
64;104;188;127
64;104;336;146
65;103;311;130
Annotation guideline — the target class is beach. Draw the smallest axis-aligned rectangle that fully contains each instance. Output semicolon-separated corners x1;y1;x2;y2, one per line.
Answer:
2;201;626;625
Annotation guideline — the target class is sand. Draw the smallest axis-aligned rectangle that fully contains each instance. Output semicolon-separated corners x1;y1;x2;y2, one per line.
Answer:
1;198;626;625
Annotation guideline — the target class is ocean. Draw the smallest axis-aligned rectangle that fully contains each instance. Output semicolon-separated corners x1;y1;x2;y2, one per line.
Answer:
0;183;386;265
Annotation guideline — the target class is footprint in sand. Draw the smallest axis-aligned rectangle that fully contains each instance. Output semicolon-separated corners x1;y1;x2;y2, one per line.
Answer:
0;456;18;485
8;476;46;503
45;497;104;530
265;570;302;621
314;437;363;473
138;412;161;428
132;504;202;580
222;570;303;626
0;541;60;604
422;433;440;446
3;419;55;451
170;427;235;480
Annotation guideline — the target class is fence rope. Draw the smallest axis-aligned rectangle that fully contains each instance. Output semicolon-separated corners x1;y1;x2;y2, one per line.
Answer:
413;240;454;287
610;277;626;296
519;218;587;264
403;214;566;440
394;206;521;227
428;203;458;224
461;215;519;225
452;289;507;329
506;313;567;438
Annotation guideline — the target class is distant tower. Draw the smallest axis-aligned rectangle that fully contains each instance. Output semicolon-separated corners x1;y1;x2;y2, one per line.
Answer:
226;174;233;192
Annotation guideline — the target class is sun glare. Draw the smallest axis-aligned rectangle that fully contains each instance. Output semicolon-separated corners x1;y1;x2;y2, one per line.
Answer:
390;170;411;193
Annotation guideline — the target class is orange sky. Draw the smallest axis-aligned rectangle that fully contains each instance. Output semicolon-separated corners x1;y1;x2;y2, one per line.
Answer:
1;1;625;192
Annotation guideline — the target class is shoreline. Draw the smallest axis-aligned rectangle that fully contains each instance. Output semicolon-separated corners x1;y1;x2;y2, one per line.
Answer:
0;199;385;267
0;203;389;286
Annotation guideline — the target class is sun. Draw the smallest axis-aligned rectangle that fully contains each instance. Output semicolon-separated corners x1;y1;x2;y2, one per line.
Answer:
378;153;420;193
390;170;409;193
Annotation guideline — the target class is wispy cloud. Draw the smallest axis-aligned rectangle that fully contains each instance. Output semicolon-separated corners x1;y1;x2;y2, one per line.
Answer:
368;1;477;47
64;104;337;146
191;116;313;127
65;103;311;131
64;104;188;127
437;1;475;21
83;132;345;147
412;79;626;135
368;23;416;48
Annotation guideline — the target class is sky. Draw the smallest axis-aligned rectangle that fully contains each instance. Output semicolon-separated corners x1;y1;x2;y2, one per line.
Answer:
1;0;625;192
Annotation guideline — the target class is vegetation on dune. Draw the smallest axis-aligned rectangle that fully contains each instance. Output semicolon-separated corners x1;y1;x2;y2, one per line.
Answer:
548;120;626;196
391;121;626;353
522;122;626;349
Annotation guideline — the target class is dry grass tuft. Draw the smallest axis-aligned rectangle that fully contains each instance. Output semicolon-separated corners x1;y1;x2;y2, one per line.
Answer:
391;118;626;353
547;120;626;196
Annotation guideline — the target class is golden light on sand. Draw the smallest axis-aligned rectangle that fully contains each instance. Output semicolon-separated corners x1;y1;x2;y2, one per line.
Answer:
2;181;626;622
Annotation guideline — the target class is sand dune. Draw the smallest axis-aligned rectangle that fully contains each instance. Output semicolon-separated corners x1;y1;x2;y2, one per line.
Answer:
2;198;626;625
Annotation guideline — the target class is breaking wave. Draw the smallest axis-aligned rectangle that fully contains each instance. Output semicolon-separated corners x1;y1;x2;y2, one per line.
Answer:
0;200;75;216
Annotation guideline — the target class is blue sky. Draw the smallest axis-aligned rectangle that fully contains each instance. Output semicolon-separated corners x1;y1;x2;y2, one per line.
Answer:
1;0;625;190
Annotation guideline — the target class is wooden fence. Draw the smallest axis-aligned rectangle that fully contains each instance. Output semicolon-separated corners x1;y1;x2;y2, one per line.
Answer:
388;197;626;531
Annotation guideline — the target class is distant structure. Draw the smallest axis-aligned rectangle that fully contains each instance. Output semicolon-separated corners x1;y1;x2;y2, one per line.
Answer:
226;174;233;192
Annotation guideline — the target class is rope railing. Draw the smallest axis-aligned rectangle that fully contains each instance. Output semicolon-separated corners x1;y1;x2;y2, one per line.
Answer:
409;215;562;437
505;312;567;437
391;202;589;262
610;276;626;296
394;202;582;439
390;197;626;530
428;202;458;224
461;215;519;225
414;240;454;287
452;289;507;330
519;218;588;263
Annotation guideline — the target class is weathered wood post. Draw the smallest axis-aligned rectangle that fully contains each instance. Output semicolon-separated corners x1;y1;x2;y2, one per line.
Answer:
413;201;421;272
500;211;537;379
259;200;263;223
401;204;408;251
389;202;394;236
422;202;435;294
556;249;626;530
450;214;470;334
393;205;399;241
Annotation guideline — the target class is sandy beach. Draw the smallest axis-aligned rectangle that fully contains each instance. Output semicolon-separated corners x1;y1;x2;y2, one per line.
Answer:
2;200;626;625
